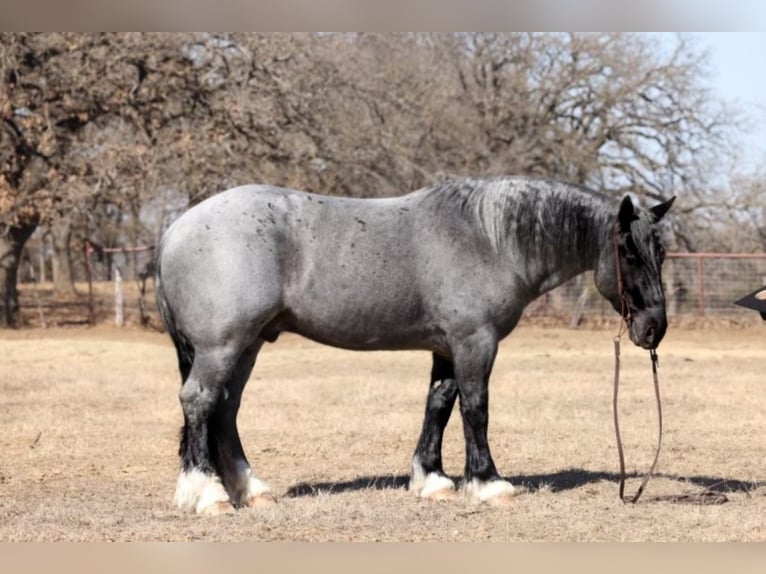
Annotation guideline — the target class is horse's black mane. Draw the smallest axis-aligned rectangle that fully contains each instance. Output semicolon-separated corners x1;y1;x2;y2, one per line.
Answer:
425;176;618;268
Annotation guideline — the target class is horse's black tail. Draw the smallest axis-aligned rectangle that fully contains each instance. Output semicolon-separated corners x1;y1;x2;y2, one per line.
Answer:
154;246;195;384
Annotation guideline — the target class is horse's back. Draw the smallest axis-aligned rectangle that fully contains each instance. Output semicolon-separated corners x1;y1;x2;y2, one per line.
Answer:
156;181;520;352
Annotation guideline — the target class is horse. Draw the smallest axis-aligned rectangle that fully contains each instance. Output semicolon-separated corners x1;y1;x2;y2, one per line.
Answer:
154;175;675;514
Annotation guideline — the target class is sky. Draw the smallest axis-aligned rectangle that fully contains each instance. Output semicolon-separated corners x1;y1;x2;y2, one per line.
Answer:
693;32;766;171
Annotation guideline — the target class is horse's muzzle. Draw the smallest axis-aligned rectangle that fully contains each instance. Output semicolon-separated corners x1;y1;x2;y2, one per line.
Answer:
628;309;668;350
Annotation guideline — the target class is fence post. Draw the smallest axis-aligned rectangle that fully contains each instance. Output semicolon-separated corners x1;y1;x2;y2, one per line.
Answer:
85;241;95;326
696;256;705;317
114;265;124;327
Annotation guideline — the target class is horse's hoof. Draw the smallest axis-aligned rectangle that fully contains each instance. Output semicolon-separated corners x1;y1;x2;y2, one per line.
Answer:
426;487;458;501
245;494;277;508
410;463;457;500
198;500;236;516
463;478;518;505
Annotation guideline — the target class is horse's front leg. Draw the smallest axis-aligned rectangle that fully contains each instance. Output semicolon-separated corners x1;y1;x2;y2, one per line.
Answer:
410;353;460;500
452;329;517;505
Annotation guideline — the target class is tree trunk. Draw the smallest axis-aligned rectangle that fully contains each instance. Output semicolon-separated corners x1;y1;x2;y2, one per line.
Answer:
0;222;38;328
50;218;77;297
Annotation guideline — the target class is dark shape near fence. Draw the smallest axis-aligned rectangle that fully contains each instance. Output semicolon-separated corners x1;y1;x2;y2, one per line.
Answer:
734;286;766;320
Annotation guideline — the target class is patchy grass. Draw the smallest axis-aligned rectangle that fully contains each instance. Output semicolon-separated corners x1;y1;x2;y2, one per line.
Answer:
0;324;764;541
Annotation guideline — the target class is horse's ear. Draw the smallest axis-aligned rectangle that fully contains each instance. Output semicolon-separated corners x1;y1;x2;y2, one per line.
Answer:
649;196;676;221
617;195;638;232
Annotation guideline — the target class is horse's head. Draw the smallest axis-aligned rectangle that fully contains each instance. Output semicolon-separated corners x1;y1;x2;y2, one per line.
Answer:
595;195;675;350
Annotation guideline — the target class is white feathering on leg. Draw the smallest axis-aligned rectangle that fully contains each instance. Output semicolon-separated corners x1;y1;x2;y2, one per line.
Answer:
409;455;427;493
462;478;516;502
244;468;272;498
174;469;231;513
420;473;457;498
409;455;456;498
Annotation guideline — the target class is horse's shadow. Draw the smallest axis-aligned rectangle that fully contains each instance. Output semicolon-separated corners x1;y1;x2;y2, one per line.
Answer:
285;468;760;498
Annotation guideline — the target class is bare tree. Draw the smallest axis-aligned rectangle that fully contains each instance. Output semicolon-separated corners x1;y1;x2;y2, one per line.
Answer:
438;34;737;193
0;32;756;327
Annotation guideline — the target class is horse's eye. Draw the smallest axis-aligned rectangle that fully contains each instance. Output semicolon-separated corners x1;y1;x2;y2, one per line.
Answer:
623;237;639;265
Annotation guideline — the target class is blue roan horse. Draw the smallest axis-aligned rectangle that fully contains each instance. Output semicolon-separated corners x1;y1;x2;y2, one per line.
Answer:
155;176;675;514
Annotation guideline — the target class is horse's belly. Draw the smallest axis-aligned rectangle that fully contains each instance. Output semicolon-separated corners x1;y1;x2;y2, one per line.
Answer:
281;304;446;353
290;325;446;353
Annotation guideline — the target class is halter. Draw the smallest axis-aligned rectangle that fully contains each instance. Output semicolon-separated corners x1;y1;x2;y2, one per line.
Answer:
612;222;633;329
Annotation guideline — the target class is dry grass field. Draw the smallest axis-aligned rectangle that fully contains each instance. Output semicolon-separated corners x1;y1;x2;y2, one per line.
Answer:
0;321;764;541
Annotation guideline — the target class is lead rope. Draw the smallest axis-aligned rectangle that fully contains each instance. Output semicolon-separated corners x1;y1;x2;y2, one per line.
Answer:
613;335;662;503
611;227;727;505
614;332;729;504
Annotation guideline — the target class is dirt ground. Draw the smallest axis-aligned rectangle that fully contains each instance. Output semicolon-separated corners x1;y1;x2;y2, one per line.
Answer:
0;321;764;541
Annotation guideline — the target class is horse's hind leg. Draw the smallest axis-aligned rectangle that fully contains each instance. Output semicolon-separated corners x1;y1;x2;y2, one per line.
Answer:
410;353;459;500
208;339;274;509
175;344;244;515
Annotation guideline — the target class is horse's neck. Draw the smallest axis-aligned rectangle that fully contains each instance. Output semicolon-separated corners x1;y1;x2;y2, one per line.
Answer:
533;253;594;295
516;202;611;297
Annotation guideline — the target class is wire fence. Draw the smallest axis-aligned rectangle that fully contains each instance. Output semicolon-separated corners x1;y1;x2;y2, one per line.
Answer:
17;242;157;328
526;253;766;323
84;242;156;326
17;252;766;328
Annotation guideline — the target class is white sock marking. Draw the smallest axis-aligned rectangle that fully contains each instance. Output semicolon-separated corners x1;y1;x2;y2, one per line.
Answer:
409;455;456;497
174;469;231;513
462;478;516;502
243;468;272;498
